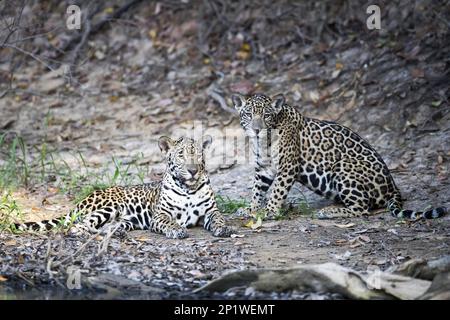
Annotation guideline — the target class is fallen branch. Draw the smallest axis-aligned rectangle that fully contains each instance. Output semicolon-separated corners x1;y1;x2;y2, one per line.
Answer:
388;256;450;281
196;261;437;300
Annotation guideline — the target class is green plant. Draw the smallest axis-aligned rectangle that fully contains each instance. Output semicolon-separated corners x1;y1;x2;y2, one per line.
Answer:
0;191;23;231
280;200;314;219
215;195;249;215
0;133;31;189
0;132;158;234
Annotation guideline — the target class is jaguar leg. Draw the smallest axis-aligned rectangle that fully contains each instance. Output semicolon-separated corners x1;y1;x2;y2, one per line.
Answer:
250;169;275;212
151;212;187;239
266;170;298;219
204;208;233;237
316;179;371;219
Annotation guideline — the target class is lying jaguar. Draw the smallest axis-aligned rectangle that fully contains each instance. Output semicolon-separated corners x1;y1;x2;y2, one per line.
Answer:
232;93;447;220
15;136;233;239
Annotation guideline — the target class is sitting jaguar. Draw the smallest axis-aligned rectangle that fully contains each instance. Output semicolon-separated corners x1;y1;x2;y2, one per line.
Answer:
15;136;233;238
232;93;447;220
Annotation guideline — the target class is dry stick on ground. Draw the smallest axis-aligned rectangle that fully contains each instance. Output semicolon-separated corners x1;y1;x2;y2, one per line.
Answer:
53;232;100;267
67;15;92;77
97;223;122;256
53;222;124;267
44;238;67;289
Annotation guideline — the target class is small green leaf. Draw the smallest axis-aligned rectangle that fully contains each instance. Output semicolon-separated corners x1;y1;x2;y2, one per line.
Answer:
431;100;442;107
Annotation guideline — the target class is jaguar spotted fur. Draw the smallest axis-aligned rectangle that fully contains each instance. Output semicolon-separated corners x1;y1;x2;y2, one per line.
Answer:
15;136;233;239
232;93;447;220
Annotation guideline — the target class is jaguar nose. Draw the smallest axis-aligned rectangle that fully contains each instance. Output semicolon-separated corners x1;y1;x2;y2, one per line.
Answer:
251;117;263;133
188;168;198;176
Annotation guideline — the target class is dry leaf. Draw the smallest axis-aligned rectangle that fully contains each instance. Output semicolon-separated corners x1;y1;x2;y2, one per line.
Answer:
335;239;348;245
333;251;352;261
359;235;371;243
243;220;254;228
410;68;424;78
109;95;119;102
388;228;398;235
104;7;114;14
251;217;263;230
309;90;320;103
244;217;263;230
188;270;206;278
236;50;250;60
148;29;157;41
4;239;17;246
17;255;25;264
332;69;341;79
0;275;7;282
136;235;151;242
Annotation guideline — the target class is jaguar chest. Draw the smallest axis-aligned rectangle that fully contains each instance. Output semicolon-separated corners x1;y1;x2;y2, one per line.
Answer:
157;183;213;227
252;130;280;175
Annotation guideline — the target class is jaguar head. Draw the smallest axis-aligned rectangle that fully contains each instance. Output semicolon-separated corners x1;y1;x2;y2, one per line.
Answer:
232;93;285;136
158;136;212;187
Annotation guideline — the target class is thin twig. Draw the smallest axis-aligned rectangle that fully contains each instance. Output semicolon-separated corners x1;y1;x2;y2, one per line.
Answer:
52;0;144;59
3;43;57;72
68;18;91;75
97;223;122;255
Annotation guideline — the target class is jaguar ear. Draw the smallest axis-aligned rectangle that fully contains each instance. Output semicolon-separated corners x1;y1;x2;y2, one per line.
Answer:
202;135;213;149
158;136;174;154
271;94;285;110
231;93;246;111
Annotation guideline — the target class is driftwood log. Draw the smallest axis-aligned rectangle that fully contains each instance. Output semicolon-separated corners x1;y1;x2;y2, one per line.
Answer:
196;257;450;300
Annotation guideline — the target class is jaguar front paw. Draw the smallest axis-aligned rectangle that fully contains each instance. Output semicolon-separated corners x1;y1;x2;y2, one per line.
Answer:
233;207;253;218
316;209;333;219
264;210;278;220
165;226;188;239
113;228;129;239
212;225;234;237
258;207;280;221
68;224;91;237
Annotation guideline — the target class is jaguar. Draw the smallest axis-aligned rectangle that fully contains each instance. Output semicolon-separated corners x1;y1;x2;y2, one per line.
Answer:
232;93;447;220
15;136;233;238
